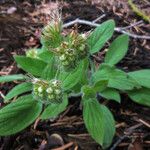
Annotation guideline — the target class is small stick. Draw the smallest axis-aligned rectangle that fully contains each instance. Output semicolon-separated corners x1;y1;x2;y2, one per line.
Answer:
74;145;78;150
110;123;142;150
119;20;143;30
52;142;74;150
34;117;40;129
92;14;106;23
138;119;150;128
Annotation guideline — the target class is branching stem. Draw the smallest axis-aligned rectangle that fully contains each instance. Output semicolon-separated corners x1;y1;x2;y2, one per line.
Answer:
63;18;150;40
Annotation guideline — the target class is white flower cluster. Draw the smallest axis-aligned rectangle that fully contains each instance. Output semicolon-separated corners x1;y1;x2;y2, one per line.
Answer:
33;79;63;103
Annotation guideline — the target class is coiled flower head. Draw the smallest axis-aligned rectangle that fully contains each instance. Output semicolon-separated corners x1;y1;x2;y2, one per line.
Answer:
41;9;62;49
54;31;87;71
33;78;63;104
55;41;77;70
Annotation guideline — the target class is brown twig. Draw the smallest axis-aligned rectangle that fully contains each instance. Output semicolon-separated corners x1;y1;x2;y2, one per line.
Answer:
63;19;150;40
119;20;143;30
34;117;40;129
51;142;74;150
138;119;150;128
92;14;106;23
110;123;143;150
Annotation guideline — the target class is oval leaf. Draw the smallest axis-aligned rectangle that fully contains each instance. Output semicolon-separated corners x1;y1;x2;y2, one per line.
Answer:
92;64;135;90
14;56;47;76
41;94;68;119
38;49;54;63
127;88;150;107
0;74;26;83
101;105;115;148
100;88;121;103
83;98;104;145
104;34;129;65
0;95;42;136
41;57;57;80
87;20;115;54
83;98;115;148
128;70;150;88
60;60;85;91
5;82;33;102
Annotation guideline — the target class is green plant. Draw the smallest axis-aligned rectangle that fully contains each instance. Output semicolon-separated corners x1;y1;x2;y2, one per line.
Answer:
0;12;150;149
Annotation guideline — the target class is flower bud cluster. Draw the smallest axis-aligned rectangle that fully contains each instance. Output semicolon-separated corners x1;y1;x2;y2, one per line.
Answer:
55;42;77;70
41;10;62;49
55;31;87;70
33;79;63;103
40;11;88;71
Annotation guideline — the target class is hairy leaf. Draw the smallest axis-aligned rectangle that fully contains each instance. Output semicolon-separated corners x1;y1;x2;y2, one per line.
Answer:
128;70;150;88
60;60;85;91
41;57;56;80
127;88;150;107
41;94;68;119
101;105;115;148
100;88;121;103
83;98;115;148
94;80;108;92
5;82;33;102
92;64;135;90
38;49;54;63
87;20;115;54
14;56;47;76
0;95;42;136
83;98;104;145
0;74;26;83
104;34;129;65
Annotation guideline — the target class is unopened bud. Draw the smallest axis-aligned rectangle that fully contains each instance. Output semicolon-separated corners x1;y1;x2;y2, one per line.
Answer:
46;87;53;94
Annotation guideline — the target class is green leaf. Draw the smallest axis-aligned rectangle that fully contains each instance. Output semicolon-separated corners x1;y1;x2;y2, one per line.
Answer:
60;60;85;91
38;49;54;63
83;98;104;145
0;95;42;136
104;34;129;65
94;80;108;92
100;88;121;103
0;74;26;83
101;105;115;148
83;98;115;148
41;57;56;80
87;20;115;54
71;58;89;93
92;64;135;90
108;72;135;91
82;85;96;99
127;88;150;107
14;56;47;76
128;70;150;88
92;64;113;82
41;94;68;119
5;82;33;102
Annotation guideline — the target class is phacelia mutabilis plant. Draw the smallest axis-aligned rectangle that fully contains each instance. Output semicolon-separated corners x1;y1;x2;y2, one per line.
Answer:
0;10;150;149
